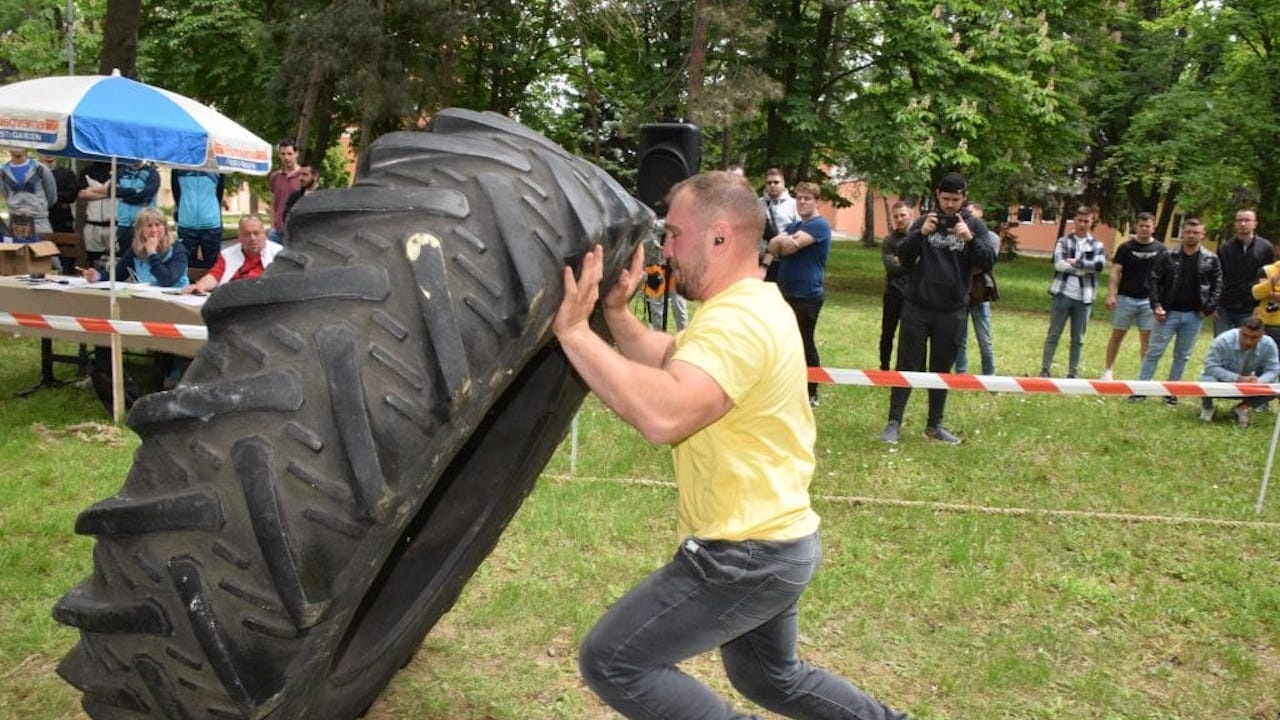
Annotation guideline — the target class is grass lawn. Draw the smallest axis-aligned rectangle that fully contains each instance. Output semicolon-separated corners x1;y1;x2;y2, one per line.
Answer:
1;242;1277;719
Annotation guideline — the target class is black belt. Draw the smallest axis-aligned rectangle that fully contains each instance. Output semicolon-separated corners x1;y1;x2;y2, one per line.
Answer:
85;220;111;227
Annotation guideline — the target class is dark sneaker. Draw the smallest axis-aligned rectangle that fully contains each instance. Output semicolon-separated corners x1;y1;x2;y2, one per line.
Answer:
809;394;819;408
1199;406;1214;422
924;426;961;445
1127;395;1144;403
1233;406;1250;428
880;420;901;444
1164;396;1178;407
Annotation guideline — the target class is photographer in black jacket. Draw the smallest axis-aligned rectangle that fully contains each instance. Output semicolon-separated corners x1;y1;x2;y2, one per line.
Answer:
880;172;996;445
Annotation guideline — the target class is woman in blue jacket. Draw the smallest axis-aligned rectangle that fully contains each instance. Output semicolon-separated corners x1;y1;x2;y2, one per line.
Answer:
81;207;189;289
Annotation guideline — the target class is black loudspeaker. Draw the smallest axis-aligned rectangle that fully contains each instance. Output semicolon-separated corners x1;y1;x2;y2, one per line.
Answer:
636;122;701;215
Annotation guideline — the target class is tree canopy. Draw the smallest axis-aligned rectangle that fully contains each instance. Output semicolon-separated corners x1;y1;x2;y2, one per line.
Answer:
4;0;1277;235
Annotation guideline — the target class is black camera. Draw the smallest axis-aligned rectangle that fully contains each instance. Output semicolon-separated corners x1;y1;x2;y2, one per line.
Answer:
934;213;959;231
1268;300;1279;313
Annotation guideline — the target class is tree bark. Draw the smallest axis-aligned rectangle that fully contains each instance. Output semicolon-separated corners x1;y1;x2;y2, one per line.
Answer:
98;0;141;78
685;0;709;122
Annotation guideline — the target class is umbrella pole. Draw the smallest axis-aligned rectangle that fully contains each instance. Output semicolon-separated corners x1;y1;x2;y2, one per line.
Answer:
108;158;124;424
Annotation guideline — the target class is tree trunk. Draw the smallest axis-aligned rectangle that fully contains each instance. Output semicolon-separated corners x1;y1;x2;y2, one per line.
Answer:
294;60;327;161
862;183;876;246
98;0;141;78
685;0;708;123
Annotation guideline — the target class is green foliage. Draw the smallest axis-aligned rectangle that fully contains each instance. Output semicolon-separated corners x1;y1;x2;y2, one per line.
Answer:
0;0;105;80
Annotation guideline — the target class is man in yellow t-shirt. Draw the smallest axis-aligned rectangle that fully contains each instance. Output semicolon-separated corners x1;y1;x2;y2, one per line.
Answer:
554;171;906;720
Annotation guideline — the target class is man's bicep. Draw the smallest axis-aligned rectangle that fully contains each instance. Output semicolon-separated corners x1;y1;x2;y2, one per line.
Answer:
667;359;735;434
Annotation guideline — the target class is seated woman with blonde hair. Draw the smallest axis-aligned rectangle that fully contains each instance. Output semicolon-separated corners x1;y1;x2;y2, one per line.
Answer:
80;207;189;289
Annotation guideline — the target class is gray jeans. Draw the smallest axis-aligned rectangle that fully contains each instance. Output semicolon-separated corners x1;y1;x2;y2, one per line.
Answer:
579;533;907;720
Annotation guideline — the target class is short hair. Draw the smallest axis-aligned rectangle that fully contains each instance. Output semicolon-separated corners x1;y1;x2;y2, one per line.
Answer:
936;172;966;193
238;214;266;231
278;137;297;150
891;200;912;211
764;167;784;179
1183;217;1204;228
966;201;984;213
793;181;820;199
1075;205;1095;217
669;170;764;244
1136;211;1156;222
1242;316;1265;331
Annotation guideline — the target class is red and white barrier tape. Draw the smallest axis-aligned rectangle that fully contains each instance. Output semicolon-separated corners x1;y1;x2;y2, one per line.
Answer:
809;368;1280;399
0;311;207;341
0;313;1272;400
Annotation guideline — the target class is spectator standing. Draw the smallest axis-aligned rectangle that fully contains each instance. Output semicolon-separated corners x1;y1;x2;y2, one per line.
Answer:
182;215;281;295
879;201;914;370
1039;206;1106;379
76;161;114;266
1;148;57;235
268;138;302;243
1214;209;1273;336
554;170;907;720
282;160;320;223
641;231;689;331
1101;212;1165;380
767;181;831;407
113;160;160;257
1131;218;1222;404
758;167;798;275
954;201;999;375
1199;317;1278;427
1250;257;1280;347
171;168;226;269
39;153;78;233
881;172;996;445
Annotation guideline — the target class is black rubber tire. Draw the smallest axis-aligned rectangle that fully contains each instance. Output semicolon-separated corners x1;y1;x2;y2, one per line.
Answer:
53;108;653;720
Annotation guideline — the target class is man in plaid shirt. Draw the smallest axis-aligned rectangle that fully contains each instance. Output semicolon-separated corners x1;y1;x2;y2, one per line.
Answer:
1040;205;1107;378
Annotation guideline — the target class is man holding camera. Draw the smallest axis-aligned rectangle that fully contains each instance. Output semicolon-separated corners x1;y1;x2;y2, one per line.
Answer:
1039;205;1106;379
1130;217;1222;403
880;172;995;445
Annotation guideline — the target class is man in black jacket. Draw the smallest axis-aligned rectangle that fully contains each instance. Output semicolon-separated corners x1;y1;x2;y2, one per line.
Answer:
1214;209;1273;336
880;173;996;445
1131;218;1223;404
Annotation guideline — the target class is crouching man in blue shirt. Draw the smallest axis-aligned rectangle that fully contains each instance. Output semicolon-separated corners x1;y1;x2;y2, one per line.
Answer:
1199;316;1280;427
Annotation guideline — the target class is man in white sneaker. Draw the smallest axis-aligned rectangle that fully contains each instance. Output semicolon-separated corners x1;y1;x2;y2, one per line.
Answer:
1101;212;1165;380
1199;317;1279;427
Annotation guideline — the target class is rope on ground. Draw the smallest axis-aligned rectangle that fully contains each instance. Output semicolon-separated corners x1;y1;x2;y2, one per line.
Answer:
545;474;1280;531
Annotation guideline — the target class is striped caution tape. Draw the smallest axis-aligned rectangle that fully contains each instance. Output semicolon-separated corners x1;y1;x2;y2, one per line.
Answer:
0;311;208;341
808;368;1280;399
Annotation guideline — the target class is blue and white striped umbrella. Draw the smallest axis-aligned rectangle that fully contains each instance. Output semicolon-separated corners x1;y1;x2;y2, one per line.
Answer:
0;71;271;175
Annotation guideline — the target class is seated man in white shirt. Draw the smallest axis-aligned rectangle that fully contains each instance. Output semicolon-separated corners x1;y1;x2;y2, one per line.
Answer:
182;215;281;295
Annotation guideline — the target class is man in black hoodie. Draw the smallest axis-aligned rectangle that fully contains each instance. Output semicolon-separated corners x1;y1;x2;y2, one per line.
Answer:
880;172;996;445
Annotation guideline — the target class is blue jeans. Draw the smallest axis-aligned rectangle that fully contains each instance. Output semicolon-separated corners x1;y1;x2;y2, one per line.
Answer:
954;301;995;375
1139;310;1204;381
1040;294;1092;377
1214;307;1254;338
579;533;906;720
267;227;284;244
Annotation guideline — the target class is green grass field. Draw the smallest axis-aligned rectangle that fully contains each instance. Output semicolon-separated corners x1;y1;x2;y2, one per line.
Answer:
1;243;1277;719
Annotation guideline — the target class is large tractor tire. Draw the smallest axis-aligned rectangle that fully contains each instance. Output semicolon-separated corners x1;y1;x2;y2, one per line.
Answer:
53;108;653;720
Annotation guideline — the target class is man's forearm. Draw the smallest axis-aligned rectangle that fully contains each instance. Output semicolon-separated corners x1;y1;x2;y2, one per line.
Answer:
604;305;675;368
